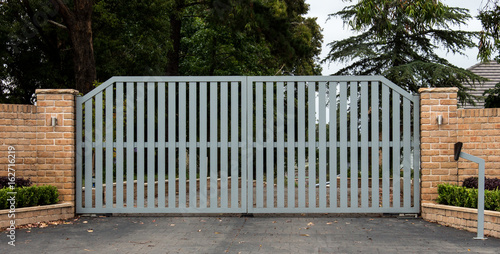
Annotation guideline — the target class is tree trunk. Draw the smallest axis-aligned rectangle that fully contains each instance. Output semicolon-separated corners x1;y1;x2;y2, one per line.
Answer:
70;15;96;94
166;0;184;76
51;0;96;94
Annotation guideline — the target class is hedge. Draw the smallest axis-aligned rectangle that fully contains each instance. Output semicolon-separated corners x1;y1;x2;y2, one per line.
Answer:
0;185;59;209
437;183;500;212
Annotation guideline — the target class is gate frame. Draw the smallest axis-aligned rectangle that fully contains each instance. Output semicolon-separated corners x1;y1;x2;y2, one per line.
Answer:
75;76;420;214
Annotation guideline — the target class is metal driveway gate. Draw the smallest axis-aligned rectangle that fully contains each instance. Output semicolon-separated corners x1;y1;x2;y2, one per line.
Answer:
76;76;420;214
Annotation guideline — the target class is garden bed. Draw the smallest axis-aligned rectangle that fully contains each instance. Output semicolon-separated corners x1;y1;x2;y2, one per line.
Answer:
0;202;74;229
421;203;500;238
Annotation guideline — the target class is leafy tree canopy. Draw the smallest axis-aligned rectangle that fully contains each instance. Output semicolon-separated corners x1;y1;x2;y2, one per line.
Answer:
0;0;323;104
478;0;500;108
324;0;484;104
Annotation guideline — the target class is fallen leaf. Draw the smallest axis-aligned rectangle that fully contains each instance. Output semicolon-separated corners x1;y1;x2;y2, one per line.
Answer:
200;220;206;222
346;222;350;225
83;221;88;224
300;234;310;237
307;222;314;226
326;222;333;225
170;224;175;227
272;221;277;223
87;229;93;233
152;220;156;223
84;249;94;252
215;232;221;234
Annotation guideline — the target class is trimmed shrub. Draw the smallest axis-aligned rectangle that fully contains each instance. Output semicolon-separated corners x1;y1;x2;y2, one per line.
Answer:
0;176;32;189
437;183;500;212
462;177;500;191
0;185;59;209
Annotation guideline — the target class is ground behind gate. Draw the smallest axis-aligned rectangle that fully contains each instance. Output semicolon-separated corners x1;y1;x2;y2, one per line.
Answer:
4;215;500;253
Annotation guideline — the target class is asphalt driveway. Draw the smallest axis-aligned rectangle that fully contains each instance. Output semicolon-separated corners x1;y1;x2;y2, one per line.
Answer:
3;215;500;253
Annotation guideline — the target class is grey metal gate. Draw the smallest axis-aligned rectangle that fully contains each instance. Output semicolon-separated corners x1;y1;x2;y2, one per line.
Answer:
76;76;420;214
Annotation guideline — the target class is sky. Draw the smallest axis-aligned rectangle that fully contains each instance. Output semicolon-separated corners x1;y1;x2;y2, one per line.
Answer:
305;0;486;75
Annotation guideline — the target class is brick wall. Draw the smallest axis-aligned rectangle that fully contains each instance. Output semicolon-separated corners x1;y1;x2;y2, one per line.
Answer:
420;88;500;204
0;89;78;205
457;108;500;181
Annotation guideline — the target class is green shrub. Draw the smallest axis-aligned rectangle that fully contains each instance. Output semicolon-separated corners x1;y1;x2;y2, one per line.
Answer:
437;183;500;212
0;185;59;209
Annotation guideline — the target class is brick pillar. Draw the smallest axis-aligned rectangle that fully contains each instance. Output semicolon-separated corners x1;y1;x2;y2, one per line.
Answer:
35;89;79;204
419;88;458;203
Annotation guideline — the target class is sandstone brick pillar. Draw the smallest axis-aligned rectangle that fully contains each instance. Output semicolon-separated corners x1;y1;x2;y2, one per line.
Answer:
35;89;79;204
419;88;458;203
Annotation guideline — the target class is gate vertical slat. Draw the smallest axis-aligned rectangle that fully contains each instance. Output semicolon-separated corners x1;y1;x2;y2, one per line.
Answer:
167;82;176;208
241;80;247;211
350;82;358;207
199;82;208;209
210;81;218;208
116;84;124;208
230;82;239;208
308;82;316;208
393;92;401;208
95;92;103;208
246;80;254;211
147;82;155;208
189;82;197;208
339;82;348;208
360;82;369;208
76;96;83;210
371;82;380;208
105;86;114;208
318;82;327;209
329;82;338;208
84;99;93;208
221;82;229;208
297;82;306;208
403;99;411;208
413;96;420;209
178;82;187;208
256;82;264;208
137;83;145;208
126;82;135;209
277;82;285;208
158;83;166;208
266;82;274;208
382;86;390;208
286;82;295;208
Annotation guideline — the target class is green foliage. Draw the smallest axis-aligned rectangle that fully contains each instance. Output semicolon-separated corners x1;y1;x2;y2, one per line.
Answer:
180;0;323;76
483;82;500;108
437;183;500;212
0;0;73;104
478;1;500;63
0;185;59;209
324;0;484;104
1;0;322;102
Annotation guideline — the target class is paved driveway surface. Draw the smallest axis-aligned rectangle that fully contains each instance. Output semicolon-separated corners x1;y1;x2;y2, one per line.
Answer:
3;215;500;253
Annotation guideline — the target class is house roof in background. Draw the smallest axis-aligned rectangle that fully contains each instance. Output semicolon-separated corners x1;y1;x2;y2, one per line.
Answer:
465;61;500;108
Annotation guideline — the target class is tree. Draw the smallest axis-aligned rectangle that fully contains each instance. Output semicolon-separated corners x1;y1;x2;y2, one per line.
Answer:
478;0;500;63
324;0;484;104
478;0;500;108
0;0;74;103
176;0;323;76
